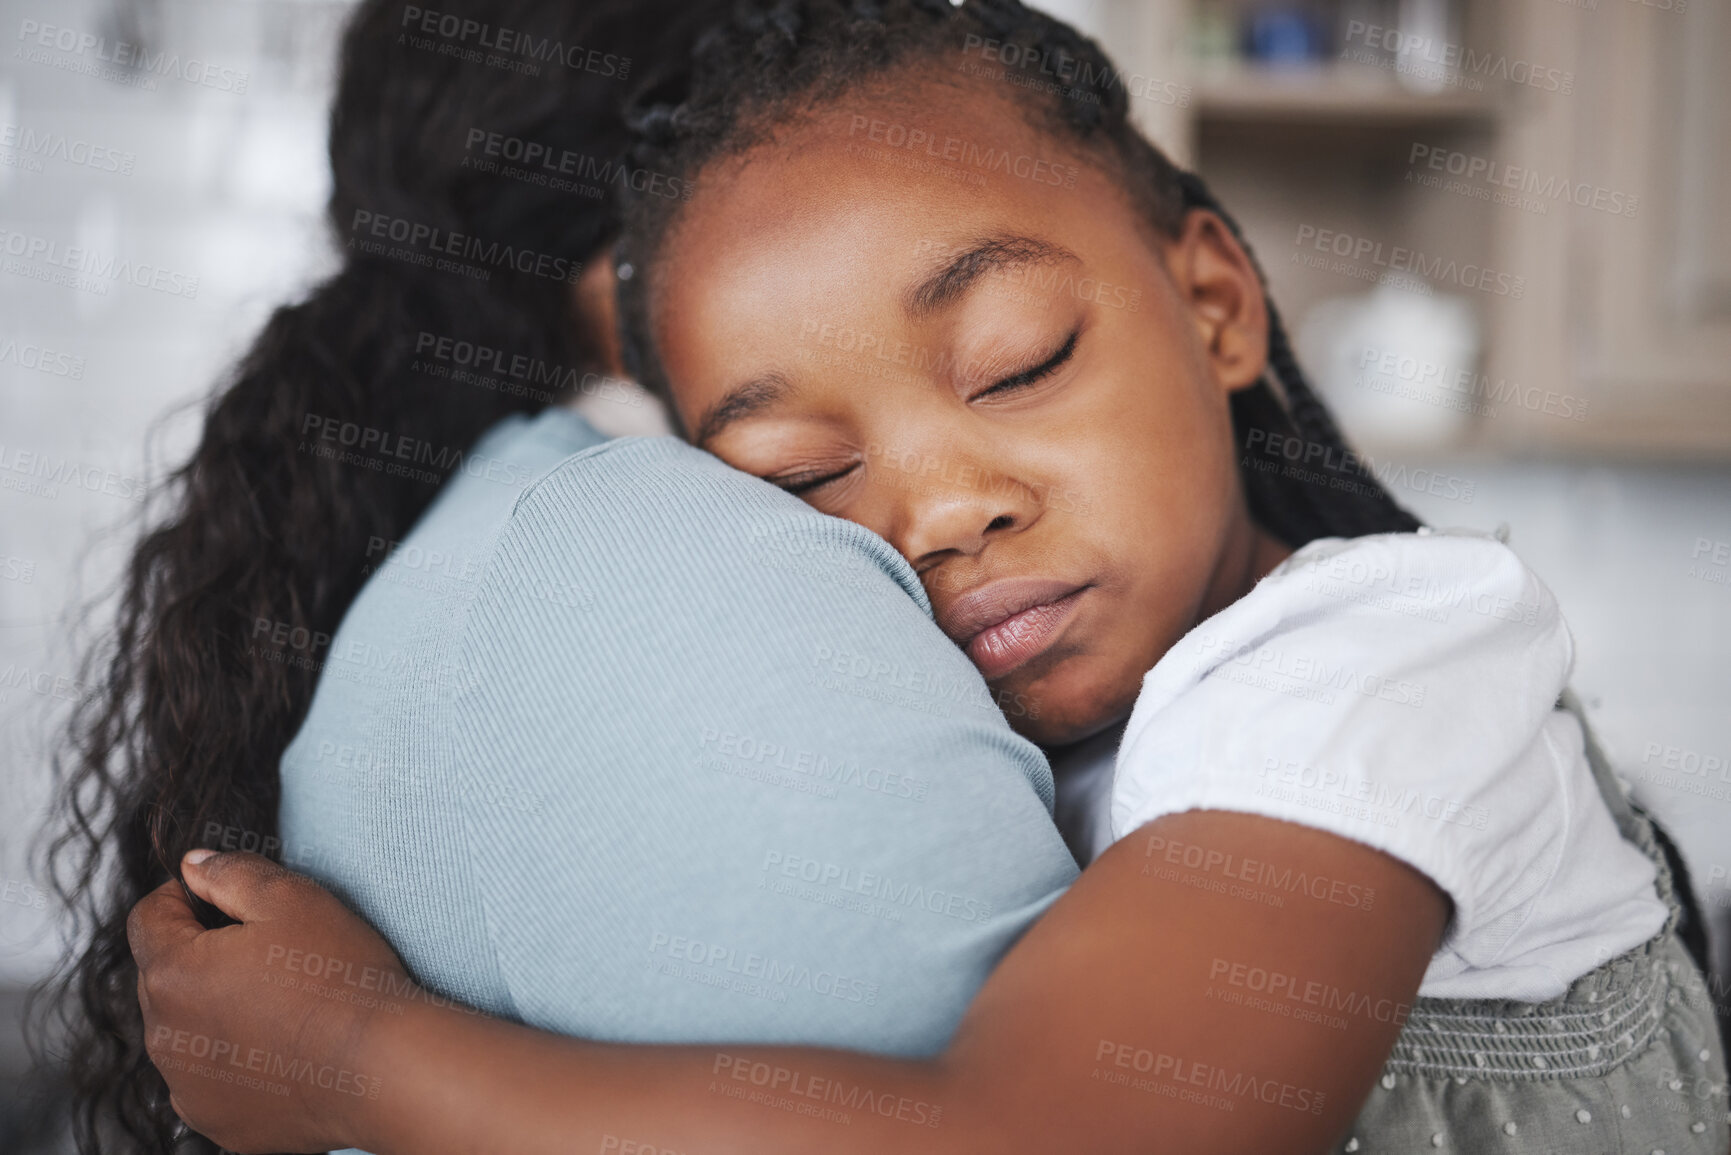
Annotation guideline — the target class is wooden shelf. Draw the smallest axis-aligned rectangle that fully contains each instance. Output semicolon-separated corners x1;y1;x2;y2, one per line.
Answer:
1192;66;1500;126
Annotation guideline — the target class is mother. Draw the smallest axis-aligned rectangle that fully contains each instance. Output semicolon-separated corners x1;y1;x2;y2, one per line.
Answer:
42;2;719;1149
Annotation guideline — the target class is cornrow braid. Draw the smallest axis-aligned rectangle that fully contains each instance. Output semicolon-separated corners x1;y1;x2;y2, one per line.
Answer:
614;0;1420;548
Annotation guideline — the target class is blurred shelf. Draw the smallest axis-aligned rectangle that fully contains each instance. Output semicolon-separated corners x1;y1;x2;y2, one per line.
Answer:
1192;66;1500;126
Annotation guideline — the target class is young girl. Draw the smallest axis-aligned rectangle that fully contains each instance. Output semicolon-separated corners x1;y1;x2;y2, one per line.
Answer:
126;0;1725;1152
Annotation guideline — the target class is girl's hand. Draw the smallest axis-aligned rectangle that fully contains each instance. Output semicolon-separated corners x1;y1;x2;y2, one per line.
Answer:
127;850;414;1154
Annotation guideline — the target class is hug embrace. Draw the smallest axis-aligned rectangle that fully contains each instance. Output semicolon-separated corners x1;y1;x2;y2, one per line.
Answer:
41;0;1726;1153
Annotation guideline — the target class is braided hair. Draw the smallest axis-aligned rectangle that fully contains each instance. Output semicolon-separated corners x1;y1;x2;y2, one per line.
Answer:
613;0;1421;547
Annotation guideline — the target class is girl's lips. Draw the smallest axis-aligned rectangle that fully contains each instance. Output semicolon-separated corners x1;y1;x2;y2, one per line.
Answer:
963;587;1088;681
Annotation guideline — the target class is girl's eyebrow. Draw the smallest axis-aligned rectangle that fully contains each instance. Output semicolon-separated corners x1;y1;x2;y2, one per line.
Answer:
696;235;1076;448
695;371;793;447
905;233;1076;318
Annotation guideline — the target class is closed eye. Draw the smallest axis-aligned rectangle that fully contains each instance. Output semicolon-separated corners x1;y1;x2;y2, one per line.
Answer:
972;328;1079;401
767;462;858;495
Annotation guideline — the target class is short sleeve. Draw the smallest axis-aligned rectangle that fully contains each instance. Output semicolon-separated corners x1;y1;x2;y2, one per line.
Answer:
1109;529;1663;997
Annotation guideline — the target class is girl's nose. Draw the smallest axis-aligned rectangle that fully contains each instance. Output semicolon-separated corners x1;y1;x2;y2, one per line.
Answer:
883;460;1040;570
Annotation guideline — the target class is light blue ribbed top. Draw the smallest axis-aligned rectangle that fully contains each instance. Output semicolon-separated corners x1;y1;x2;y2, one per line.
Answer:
279;408;1078;1075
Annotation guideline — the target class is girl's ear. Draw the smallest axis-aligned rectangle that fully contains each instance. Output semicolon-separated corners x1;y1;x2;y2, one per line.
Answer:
1164;209;1270;397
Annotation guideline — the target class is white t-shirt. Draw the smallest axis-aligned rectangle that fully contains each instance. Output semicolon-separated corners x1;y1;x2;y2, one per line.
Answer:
1074;528;1666;1002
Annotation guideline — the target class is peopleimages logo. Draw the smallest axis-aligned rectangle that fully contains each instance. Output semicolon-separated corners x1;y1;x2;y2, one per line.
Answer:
1340;21;1573;94
348;210;579;285
0;442;147;503
0;664;89;703
0;123;135;176
1;878;48;911
1242;429;1478;506
959;33;1192;109
1686;537;1730;589
1190;630;1428;709
1292;224;1526;299
648;931;879;1006
399;6;629;79
699;728;931;802
846;115;1079;188
298;412;532;488
1355;345;1589;422
412;330;643;408
0;227;201;299
0;334;85;379
1092;1039;1327;1115
710;1053;943;1128
148;1026;381;1100
1407;144;1638;218
0;554;36;584
462;130;689;200
759;849;994;924
1257;756;1491;830
15;19;249;93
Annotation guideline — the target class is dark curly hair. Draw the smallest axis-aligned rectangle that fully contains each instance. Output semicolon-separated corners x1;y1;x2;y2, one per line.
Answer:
612;0;1422;547
31;1;716;1151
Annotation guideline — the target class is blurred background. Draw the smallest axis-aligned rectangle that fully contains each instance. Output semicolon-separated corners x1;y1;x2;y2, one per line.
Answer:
2;0;1727;1149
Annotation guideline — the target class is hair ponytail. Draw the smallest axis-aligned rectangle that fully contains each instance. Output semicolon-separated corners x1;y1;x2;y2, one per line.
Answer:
36;1;716;1149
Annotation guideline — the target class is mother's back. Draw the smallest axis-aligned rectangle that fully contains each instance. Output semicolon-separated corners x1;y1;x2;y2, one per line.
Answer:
279;408;1078;1057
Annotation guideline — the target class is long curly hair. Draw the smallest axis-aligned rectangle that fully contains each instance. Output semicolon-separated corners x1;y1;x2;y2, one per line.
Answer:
612;0;1422;546
31;1;715;1150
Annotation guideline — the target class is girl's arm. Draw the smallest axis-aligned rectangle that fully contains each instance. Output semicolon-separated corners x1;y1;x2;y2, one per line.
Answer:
131;808;1447;1155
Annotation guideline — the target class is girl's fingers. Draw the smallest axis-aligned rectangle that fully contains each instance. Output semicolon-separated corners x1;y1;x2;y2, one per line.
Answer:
125;880;203;973
179;849;314;923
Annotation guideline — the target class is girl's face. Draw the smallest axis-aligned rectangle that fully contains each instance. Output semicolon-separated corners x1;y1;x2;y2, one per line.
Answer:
648;79;1287;746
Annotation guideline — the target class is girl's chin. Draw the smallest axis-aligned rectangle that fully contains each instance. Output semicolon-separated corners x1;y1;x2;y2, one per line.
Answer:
1003;687;1115;749
1003;660;1141;749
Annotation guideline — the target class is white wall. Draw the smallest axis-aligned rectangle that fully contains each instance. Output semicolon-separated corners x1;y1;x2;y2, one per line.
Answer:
0;0;348;983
